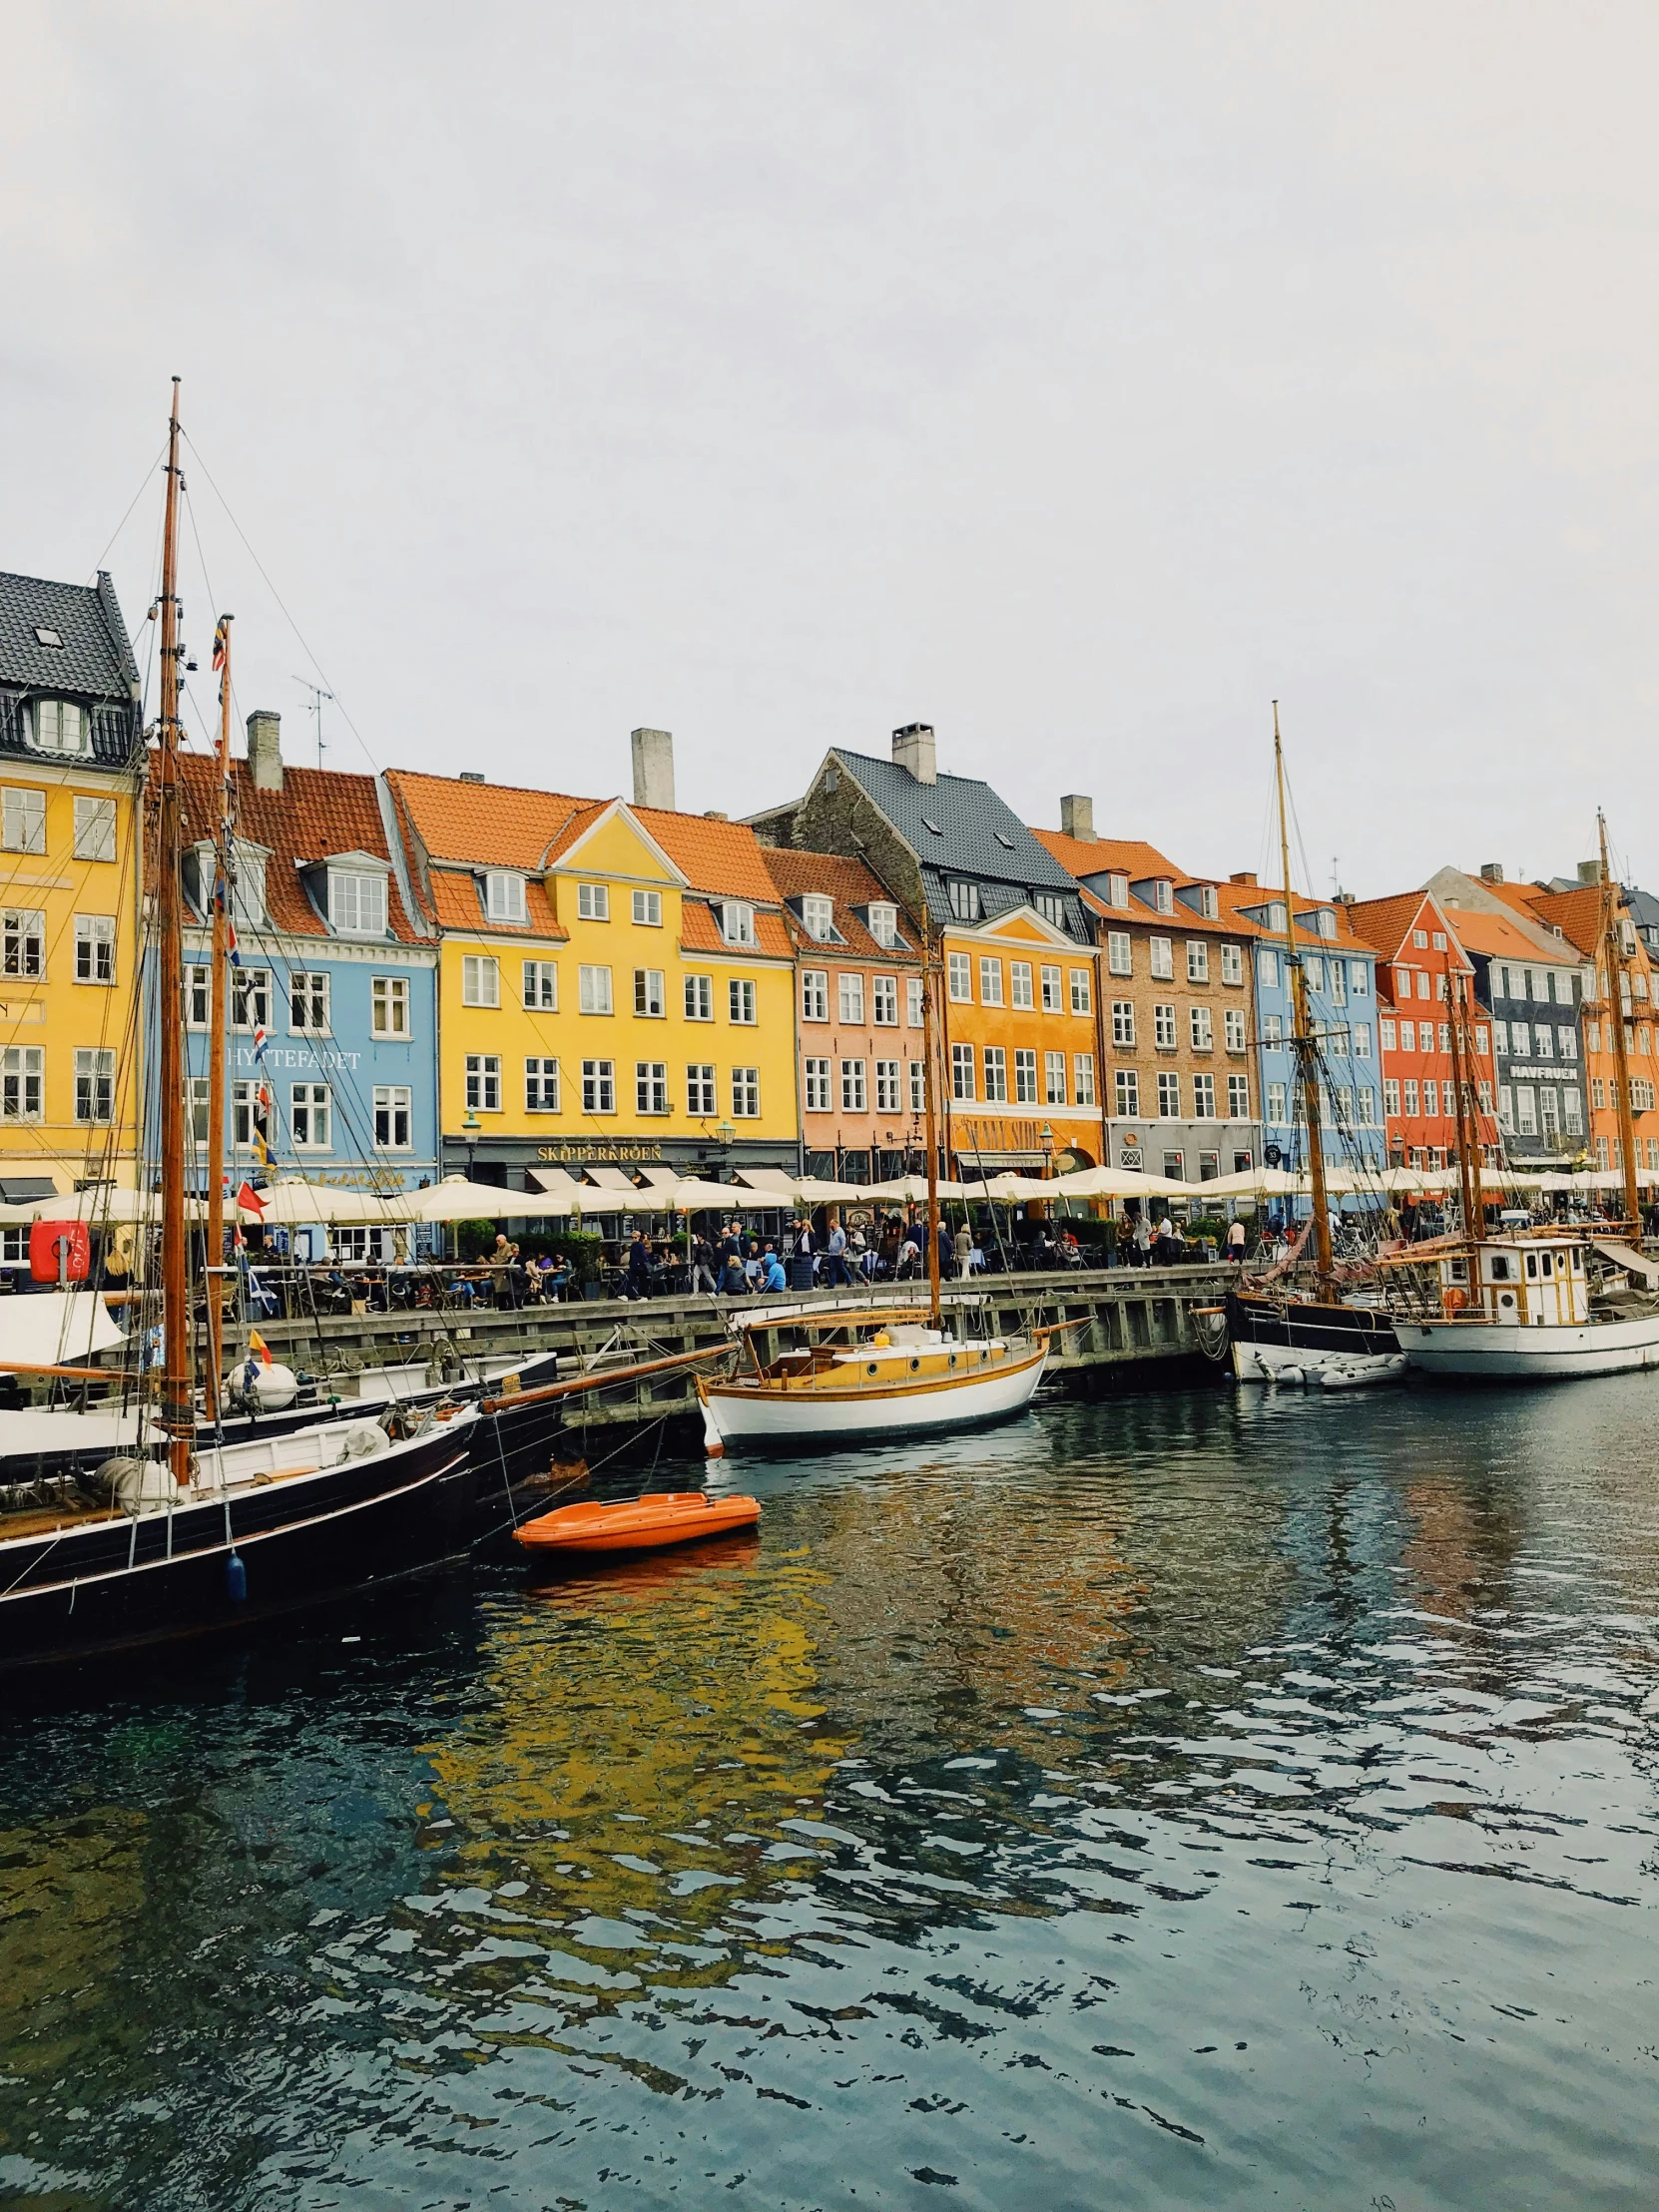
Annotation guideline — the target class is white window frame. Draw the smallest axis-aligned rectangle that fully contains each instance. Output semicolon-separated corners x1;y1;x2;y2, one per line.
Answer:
840;1058;867;1112
1069;968;1092;1015
802;893;834;941
837;972;865;1024
872;973;899;1025
524;1058;561;1114
579;964;613;1015
4;907;45;980
800;969;828;1023
73;795;117;861
2;787;45;854
875;1059;901;1113
636;1060;670;1116
289;1080;332;1151
74;1047;115;1125
1044;1049;1067;1106
581;1058;616;1115
729;977;758;1025
721;901;756;947
577;882;610;921
521;959;558;1011
731;1066;761;1118
1115;1067;1139;1117
289;968;330;1034
685;972;715;1021
465;1053;502;1112
632;888;663;927
232;968;271;1032
804;1057;831;1112
982;1045;1008;1103
978;957;1003;1006
1186;941;1209;983
462;954;500;1008
373;1083;413;1148
331;869;389;936
1220;942;1243;985
947;951;972;1001
633;967;666;1018
373;974;411;1035
687;1063;718;1116
1;1044;43;1122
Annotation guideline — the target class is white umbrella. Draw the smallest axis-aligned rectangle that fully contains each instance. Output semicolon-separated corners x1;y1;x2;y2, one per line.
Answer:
862;1174;973;1203
667;1178;780;1211
792;1176;871;1203
389;1177;529;1223
242;1179;395;1225
1049;1165;1193;1200
962;1173;1057;1203
568;1180;683;1213
32;1187;195;1223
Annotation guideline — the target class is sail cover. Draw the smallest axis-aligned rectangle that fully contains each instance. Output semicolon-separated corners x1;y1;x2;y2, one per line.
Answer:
0;1291;128;1369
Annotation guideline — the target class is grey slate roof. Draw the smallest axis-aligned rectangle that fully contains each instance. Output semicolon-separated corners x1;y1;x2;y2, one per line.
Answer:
0;569;143;767
1621;881;1659;938
831;748;1087;936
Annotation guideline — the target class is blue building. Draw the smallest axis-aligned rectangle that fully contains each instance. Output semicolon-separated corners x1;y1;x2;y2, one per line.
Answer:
160;713;439;1256
1218;878;1386;1195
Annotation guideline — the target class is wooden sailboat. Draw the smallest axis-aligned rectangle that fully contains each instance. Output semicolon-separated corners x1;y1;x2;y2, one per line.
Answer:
695;920;1051;1451
1391;812;1659;1380
1227;708;1404;1385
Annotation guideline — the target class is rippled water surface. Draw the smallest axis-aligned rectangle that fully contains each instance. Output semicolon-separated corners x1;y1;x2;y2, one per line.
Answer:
3;1381;1659;2210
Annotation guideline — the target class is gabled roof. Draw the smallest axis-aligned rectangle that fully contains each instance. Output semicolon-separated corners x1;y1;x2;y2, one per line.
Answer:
178;755;423;944
428;867;563;939
1212;879;1379;955
0;569;142;766
631;808;782;903
1343;890;1469;969
1521;884;1611;961
1426;898;1573;966
762;848;923;962
385;770;595;870
1031;829;1183;883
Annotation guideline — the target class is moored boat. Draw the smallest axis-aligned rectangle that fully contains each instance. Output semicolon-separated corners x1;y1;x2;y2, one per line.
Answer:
515;1488;760;1555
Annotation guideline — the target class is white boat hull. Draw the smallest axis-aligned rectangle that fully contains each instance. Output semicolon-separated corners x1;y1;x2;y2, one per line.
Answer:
1232;1341;1407;1388
702;1347;1047;1451
1397;1312;1659;1380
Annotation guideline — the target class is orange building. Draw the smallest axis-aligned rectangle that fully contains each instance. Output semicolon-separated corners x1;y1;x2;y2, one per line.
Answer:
1344;891;1499;1171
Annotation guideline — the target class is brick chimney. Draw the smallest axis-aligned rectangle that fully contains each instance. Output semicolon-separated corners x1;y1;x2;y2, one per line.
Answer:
631;727;676;812
246;710;282;794
891;723;936;786
1479;861;1504;884
1059;793;1095;841
1229;869;1258;886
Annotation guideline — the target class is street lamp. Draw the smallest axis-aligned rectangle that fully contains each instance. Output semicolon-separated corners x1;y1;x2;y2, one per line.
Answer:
462;1108;481;1178
714;1119;736;1183
1038;1122;1054;1176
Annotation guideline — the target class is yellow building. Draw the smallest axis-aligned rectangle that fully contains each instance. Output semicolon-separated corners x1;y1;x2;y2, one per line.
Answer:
386;752;801;1194
0;571;145;1228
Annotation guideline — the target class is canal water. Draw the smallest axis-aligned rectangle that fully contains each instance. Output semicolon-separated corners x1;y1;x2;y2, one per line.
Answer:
2;1382;1657;2211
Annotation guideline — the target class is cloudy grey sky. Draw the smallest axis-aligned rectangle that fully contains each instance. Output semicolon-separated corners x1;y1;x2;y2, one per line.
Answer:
5;3;1657;893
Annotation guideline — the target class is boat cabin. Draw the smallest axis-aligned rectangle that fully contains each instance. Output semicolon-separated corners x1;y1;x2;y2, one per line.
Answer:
1439;1239;1589;1329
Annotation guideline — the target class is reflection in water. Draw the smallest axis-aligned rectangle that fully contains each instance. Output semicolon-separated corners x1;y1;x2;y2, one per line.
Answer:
1;1382;1657;2209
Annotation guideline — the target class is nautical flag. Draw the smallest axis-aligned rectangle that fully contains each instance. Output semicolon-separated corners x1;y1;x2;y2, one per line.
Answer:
236;1180;267;1216
251;1127;271;1168
227;918;241;967
212;620;229;675
247;1328;273;1368
252;1024;269;1061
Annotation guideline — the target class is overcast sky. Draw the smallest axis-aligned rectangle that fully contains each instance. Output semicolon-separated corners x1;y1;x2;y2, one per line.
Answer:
6;4;1658;894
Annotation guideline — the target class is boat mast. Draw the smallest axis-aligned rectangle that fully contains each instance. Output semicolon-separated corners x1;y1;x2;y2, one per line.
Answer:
205;613;234;1403
1445;955;1484;1243
1273;704;1333;1284
1598;810;1641;1229
922;921;943;1330
156;379;194;1485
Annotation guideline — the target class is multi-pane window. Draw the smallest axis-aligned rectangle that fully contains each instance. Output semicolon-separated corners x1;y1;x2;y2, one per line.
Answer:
947;951;972;1001
1190;1006;1212;1051
947;878;981;922
800;970;828;1022
1558;1026;1578;1060
1259;949;1280;987
1150;937;1174;980
1073;1053;1096;1106
3;908;44;979
804;1057;831;1112
462;953;500;1007
232;1079;270;1151
2;1045;43;1121
1264;1014;1283;1043
1442;1079;1457;1116
70;1048;114;1125
731;1066;761;1117
721;902;756;946
868;903;898;947
1115;1067;1139;1117
374;1085;412;1147
872;974;898;1025
332;869;389;934
371;974;410;1035
1112;1001;1136;1047
982;1046;1008;1103
1403;1079;1420;1116
1069;968;1092;1015
186;1075;211;1146
1383;1078;1401;1118
1042;962;1065;1008
1268;1081;1289;1123
466;1054;502;1112
2;787;45;853
1153;1003;1177;1049
76;915;118;986
688;1063;718;1116
978;957;1003;1006
186;964;211;1028
1044;1050;1066;1105
802;893;834;941
1228;1074;1250;1118
1106;933;1132;978
632;889;663;927
636;1061;670;1115
1157;1071;1180;1117
1358;1088;1376;1126
875;1059;901;1112
522;960;557;1010
1224;1007;1246;1051
1220;942;1243;985
233;969;271;1030
1331;961;1347;1006
290;1082;331;1149
1034;891;1069;930
729;978;757;1024
1014;1047;1038;1103
289;969;329;1033
1353;1021;1372;1059
837;973;864;1023
577;883;609;920
907;976;925;1028
1562;1088;1583;1133
32;700;86;753
582;1059;615;1114
524;1059;560;1112
908;1060;925;1111
1193;1073;1216;1118
74;795;117;860
840;1059;866;1111
1186;941;1209;983
633;968;665;1017
579;964;613;1014
1350;961;1369;997
951;1042;975;1101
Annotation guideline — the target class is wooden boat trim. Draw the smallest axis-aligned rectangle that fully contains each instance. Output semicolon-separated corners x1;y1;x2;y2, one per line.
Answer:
706;1343;1045;1405
480;1343;731;1414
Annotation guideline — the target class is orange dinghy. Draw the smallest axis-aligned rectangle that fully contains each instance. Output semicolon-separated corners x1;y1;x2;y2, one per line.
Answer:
514;1489;760;1557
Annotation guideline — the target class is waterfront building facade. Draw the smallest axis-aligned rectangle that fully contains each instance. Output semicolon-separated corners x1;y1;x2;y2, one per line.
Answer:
762;848;927;1185
0;570;145;1216
175;717;439;1245
1343;891;1498;1171
387;742;801;1195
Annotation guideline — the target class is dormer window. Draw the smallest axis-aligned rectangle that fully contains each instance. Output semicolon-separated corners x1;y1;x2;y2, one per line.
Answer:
484;870;526;924
1318;908;1337;940
1155;879;1174;913
722;900;756;946
868;902;898;947
1269;901;1288;932
1034;891;1069;930
330;868;388;936
803;894;834;941
1196;885;1218;918
31;700;86;755
1108;873;1129;908
947;878;981;922
231;846;267;933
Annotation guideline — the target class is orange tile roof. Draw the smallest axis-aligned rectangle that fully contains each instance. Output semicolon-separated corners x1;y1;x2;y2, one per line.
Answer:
178;754;423;942
1429;898;1575;964
385;769;595;871
679;901;794;960
1031;828;1184;881
1523;885;1607;960
1212;879;1380;954
429;867;565;939
1343;891;1439;963
631;807;783;902
762;848;923;962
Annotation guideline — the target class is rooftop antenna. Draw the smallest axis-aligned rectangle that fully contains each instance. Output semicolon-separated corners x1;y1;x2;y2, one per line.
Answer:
1331;854;1341;897
294;676;332;769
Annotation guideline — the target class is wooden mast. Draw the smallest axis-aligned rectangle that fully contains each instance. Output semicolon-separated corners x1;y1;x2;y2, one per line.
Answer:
156;379;194;1484
1274;704;1333;1284
1598;810;1641;1229
922;920;943;1330
1445;956;1484;1244
205;613;234;1403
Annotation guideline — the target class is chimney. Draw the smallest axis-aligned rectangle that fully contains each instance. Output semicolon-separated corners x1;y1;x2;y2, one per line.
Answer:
891;723;936;786
246;710;282;794
1229;869;1258;887
1578;859;1602;885
631;727;676;812
1059;793;1095;842
1479;861;1504;884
